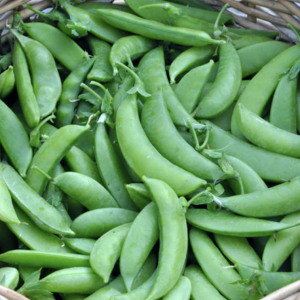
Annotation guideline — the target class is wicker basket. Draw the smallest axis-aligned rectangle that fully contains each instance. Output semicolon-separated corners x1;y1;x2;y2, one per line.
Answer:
1;0;300;299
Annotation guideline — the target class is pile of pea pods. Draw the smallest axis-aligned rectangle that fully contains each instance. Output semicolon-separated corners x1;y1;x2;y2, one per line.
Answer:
2;0;300;299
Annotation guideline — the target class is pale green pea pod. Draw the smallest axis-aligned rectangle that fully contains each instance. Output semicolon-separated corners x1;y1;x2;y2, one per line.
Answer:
125;183;151;210
90;223;132;283
162;276;191;300
62;238;96;255
0;66;15;99
0;267;19;289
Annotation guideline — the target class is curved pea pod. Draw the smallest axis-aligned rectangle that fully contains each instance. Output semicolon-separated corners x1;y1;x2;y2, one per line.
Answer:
41;267;106;294
71;208;137;238
0;101;32;177
0;66;15;99
116;93;205;196
1;164;74;236
184;265;226;300
120;202;159;291
77;2;136;15
186;209;297;237
263;211;300;272
95;120;137;210
143;177;188;300
110;35;157;75
0;250;90;269
11;29;62;118
23;22;89;71
214;235;262;268
125;183;151;210
161;276;191;300
233;35;272;50
25;124;90;195
7;205;74;253
90;223;131;283
141;89;222;181
62;238;96;255
190;228;253;300
0;267;19;289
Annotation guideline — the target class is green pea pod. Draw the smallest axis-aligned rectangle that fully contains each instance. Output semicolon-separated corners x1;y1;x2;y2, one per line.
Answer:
0;250;90;269
110;35;157;75
86;35;113;82
120;202;159;291
143;177;188;300
0;66;15;99
141;88;222;181
116;93;204;196
23;22;89;71
56;202;72;227
90;223;131;283
0;267;19;289
184;265;226;300
6;205;75;253
292;244;300;272
71;208;137;238
214;235;262;268
56;57;96;128
62;238;96;255
11;29;62;118
1;164;74;236
77;2;136;15
125;183;151;210
0;101;32;177
94;9;224;47
169;45;215;84
41;267;106;294
233;35;272;50
161;276;191;300
25;124;90;195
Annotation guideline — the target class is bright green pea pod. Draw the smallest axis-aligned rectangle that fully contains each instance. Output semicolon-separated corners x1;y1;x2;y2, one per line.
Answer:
141;89;221;181
270;71;297;134
11;29;62;118
77;2;136;14
0;101;32;177
6;205;75;253
41;267;106;294
0;66;15;99
116;93;205;196
125;183;151;210
169;45;215;84
120;203;159;291
0;267;19;289
161;276;191;300
19;265;39;282
233;35;272;50
71;208;137;238
143;177;188;300
236;103;300;158
86;35;113;82
110;35;157;75
292;243;300;272
0;250;90;269
23;22;89;71
214;235;262;268
174;60;214;114
56;57;96;128
25;124;90;195
263;211;300;272
90;223;131;283
186;209;297;237
190;228;251;300
184;265;226;300
1;164;75;237
63;238;96;255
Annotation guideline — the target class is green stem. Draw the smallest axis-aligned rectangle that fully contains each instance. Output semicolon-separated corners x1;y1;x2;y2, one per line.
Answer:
186;119;200;150
32;166;53;181
80;83;103;103
214;3;229;31
90;81;107;93
196;126;210;151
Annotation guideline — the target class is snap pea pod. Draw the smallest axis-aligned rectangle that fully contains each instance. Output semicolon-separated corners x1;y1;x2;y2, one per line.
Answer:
23;22;89;71
41;267;106;294
0;250;90;269
143;177;188;300
1;164;74;236
116;93;205;195
25;124;90;195
0;267;19;290
11;29;62;118
86;35;113;82
184;265;226;300
56;57;96;128
110;35;157;75
214;235;262;268
0;101;32;178
292;244;300;272
71;208;138;238
77;2;136;15
231;43;300;140
161;276;191;300
62;238;96;255
233;35;272;50
125;183;151;210
186;209;297;237
0;66;15;99
94;9;224;47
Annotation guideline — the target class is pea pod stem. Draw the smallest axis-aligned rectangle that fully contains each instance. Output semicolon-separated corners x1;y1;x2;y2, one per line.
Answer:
80;83;103;104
